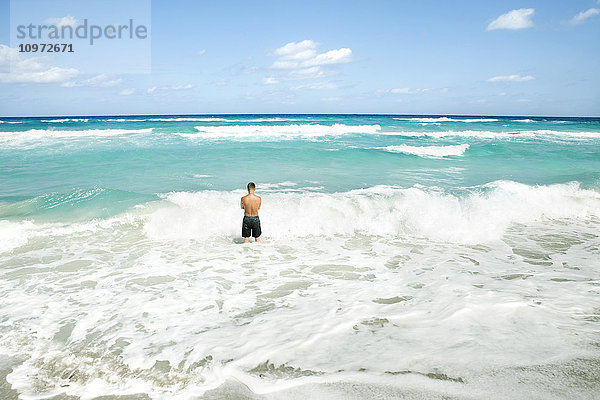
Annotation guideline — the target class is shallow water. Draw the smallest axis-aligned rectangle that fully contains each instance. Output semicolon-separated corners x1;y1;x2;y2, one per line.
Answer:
0;115;599;399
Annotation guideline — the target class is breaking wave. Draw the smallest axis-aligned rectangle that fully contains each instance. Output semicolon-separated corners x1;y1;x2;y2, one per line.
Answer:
376;144;469;158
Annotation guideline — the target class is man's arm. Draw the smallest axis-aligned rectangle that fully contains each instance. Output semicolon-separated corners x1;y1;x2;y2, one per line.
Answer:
258;196;261;210
241;197;245;209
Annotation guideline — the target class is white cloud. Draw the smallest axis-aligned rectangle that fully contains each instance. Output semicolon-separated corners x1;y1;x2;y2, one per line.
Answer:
487;74;535;82
119;88;136;96
61;73;123;88
569;8;600;24
487;8;535;31
262;76;279;84
264;40;353;85
197;49;206;55
302;48;352;67
389;87;448;94
44;15;77;28
274;40;317;59
0;44;79;83
270;41;352;70
147;84;193;94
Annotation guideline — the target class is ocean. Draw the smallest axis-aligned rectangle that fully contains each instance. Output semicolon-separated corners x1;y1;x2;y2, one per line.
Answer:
0;114;599;399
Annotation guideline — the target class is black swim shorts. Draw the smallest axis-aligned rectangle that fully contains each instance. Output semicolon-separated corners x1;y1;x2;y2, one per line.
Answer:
242;216;261;238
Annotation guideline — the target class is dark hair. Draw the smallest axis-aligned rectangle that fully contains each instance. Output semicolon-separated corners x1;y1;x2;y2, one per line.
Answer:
247;182;256;190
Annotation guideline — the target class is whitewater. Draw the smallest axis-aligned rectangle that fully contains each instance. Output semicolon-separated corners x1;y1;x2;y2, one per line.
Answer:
0;114;599;399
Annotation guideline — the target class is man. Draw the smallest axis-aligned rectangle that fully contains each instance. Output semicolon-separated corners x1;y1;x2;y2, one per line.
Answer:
241;182;262;243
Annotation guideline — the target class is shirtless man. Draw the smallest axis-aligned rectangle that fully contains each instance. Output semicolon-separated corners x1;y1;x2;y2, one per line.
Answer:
241;182;262;243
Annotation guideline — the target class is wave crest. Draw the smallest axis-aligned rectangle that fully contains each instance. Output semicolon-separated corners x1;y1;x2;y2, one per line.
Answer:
143;181;600;244
182;124;381;139
376;144;469;158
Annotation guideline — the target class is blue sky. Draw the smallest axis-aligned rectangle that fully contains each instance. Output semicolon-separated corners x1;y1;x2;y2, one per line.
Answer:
0;0;599;116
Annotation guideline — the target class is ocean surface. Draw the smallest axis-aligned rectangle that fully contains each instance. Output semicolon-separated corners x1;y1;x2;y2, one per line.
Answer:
0;114;599;399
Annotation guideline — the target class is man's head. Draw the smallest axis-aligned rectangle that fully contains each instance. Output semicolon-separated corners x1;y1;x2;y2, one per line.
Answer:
247;182;256;192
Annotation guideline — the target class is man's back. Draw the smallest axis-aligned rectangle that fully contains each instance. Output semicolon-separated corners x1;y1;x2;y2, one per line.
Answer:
241;193;261;216
241;182;262;243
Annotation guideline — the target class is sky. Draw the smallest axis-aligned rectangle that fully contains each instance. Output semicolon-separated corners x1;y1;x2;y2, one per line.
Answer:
0;0;599;116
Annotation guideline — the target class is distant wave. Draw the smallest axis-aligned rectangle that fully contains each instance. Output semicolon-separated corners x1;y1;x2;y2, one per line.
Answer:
181;124;382;138
394;117;499;123
148;117;231;122
93;117;228;122
41;118;89;123
0;128;153;143
377;144;469;158
102;118;149;122
0;120;23;124
100;117;311;123
151;117;309;122
378;129;600;139
525;129;600;138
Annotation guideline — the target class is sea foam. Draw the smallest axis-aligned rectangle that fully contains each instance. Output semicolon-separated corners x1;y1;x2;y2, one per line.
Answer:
182;124;382;138
394;117;499;123
376;144;469;158
142;181;600;244
40;118;89;123
378;129;600;139
0;128;153;143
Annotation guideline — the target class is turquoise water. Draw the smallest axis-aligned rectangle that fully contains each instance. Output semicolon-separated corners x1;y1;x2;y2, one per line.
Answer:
1;115;599;210
0;115;599;399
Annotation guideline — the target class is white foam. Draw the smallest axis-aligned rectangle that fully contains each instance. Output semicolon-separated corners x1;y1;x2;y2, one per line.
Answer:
378;130;518;138
0;128;153;143
526;129;600;138
143;181;600;244
149;117;231;122
41;118;89;123
1;181;599;399
377;144;469;158
180;124;381;139
103;118;149;122
0;220;34;253
233;117;307;122
460;118;499;122
100;117;307;123
378;129;600;139
147;117;308;122
394;117;499;123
